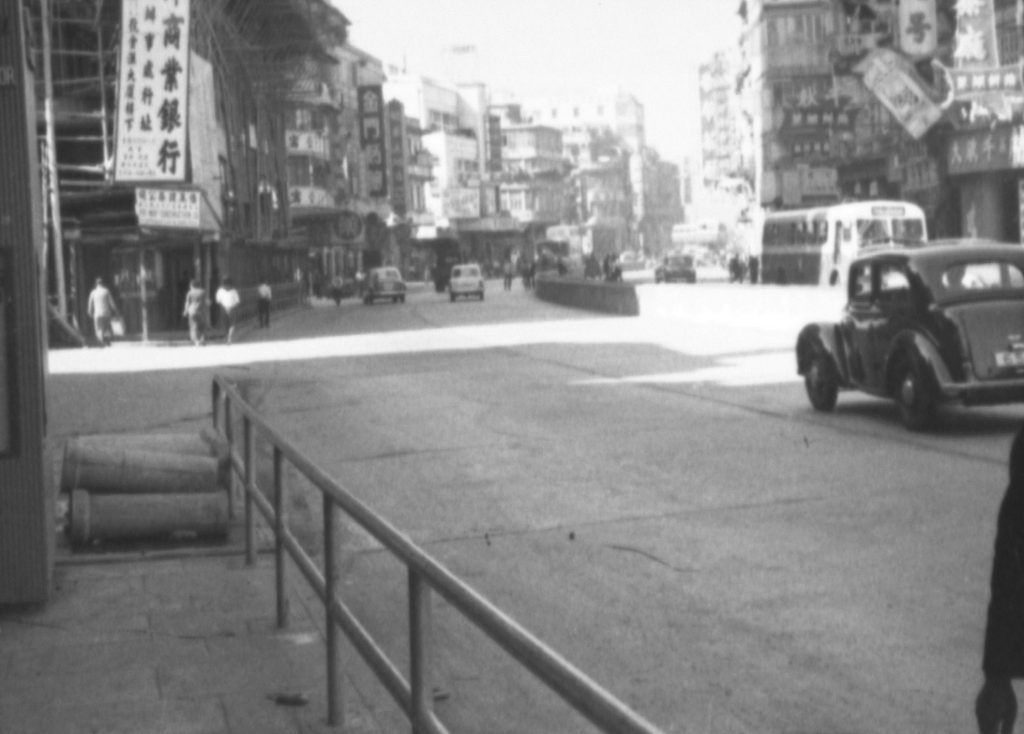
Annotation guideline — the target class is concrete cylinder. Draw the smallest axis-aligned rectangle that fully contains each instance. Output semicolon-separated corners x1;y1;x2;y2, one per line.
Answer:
75;428;230;461
61;443;225;494
70;489;229;544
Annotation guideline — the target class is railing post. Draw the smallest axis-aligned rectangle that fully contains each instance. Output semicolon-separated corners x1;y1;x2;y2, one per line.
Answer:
273;446;288;628
244;416;255;566
224;397;234;520
211;380;220;433
323;495;343;727
409;570;434;734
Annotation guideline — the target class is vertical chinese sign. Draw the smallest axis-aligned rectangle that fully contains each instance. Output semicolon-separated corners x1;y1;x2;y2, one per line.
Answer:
114;0;190;182
387;100;407;216
358;85;387;198
941;0;1022;118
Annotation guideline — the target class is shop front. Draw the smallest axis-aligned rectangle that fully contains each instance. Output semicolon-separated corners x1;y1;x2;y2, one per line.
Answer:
945;123;1024;242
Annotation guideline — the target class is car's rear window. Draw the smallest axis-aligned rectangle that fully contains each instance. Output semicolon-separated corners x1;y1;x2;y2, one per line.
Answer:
453;266;479;277
379;268;401;279
940;260;1024;294
667;256;694;267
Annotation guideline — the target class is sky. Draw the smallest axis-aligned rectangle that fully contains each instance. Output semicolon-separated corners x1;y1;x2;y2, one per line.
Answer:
332;0;743;169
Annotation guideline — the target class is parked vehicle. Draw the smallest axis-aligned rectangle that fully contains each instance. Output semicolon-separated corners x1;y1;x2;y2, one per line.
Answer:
762;200;927;287
655;254;697;284
448;263;485;301
796;240;1024;429
362;267;406;305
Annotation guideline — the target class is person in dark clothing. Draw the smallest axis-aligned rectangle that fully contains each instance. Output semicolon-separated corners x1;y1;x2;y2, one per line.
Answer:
977;423;1024;733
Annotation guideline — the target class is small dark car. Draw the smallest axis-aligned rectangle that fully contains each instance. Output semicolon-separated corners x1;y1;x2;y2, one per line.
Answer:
362;266;406;305
796;240;1024;429
655;254;697;284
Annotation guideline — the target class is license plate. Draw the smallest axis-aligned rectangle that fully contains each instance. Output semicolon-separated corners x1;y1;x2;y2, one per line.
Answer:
995;350;1024;368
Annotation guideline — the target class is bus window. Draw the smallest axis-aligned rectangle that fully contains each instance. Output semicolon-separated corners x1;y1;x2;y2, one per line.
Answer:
856;218;889;247
892;218;925;243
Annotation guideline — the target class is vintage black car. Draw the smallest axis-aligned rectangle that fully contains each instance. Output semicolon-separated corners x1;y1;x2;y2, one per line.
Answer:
654;253;697;284
796;240;1024;429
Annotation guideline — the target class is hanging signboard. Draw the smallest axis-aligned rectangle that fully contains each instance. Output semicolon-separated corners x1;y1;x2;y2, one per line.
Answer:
932;0;1021;119
114;0;190;182
357;85;388;198
898;0;938;59
856;48;942;139
947;124;1024;175
135;187;201;228
387;100;407;216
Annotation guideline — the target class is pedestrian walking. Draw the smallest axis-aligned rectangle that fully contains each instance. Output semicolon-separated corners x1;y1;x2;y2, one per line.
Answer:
329;275;345;307
182;278;209;346
503;260;514;291
976;422;1024;734
86;277;119;347
215;277;241;344
257;277;272;327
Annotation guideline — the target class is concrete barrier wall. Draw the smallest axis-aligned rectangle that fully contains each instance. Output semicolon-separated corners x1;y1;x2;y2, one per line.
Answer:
534;275;639;316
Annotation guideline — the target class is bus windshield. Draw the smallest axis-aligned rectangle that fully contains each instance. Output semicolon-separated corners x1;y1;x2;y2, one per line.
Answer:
857;217;926;247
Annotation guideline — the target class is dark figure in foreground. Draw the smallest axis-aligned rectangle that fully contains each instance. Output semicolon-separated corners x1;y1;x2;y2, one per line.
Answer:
257;278;272;327
977;423;1024;733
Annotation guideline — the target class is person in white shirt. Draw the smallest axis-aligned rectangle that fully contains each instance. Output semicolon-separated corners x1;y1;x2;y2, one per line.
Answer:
257;278;272;328
86;277;119;347
215;277;241;344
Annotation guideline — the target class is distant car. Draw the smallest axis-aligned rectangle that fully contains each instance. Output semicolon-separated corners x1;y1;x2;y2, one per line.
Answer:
448;263;485;301
655;254;697;284
796;240;1024;430
362;267;406;305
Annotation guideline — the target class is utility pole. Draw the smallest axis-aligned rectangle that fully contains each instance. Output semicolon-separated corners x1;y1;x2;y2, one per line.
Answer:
0;0;54;604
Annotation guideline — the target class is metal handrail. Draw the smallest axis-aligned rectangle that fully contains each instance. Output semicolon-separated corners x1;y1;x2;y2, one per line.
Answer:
212;375;664;734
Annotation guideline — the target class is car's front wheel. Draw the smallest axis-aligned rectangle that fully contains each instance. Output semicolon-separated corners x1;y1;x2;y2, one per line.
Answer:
449;292;456;302
895;357;935;431
804;350;839;411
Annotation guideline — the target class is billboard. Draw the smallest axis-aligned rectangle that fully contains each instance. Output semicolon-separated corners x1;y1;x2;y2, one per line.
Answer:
114;0;190;182
358;85;388;198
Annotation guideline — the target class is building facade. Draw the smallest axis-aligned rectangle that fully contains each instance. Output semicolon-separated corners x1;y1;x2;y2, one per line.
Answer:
35;0;322;342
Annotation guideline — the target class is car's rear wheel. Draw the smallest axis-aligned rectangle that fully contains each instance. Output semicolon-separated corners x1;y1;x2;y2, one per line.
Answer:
479;291;484;301
400;295;405;303
895;357;935;431
804;350;838;411
449;292;455;302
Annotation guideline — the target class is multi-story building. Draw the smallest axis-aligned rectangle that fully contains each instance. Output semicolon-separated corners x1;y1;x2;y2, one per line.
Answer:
738;0;845;209
34;0;322;341
731;0;1024;242
518;90;647;251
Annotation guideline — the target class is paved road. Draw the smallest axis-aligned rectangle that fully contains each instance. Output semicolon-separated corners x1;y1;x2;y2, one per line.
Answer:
48;279;1021;733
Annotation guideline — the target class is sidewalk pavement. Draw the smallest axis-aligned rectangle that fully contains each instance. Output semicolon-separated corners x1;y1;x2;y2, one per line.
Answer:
0;550;395;734
0;298;417;734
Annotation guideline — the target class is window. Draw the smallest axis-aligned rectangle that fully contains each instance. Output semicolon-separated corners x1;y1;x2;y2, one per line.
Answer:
850;263;872;302
877;263;910;304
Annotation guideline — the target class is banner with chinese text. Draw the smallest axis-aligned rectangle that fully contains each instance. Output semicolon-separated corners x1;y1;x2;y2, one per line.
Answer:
114;0;190;182
358;85;387;198
856;48;942;139
135;188;201;228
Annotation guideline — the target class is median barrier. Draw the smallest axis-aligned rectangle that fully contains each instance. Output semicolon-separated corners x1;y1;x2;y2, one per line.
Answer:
534;274;639;316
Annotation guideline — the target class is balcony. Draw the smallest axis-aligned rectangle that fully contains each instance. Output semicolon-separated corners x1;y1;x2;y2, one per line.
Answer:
286;129;330;160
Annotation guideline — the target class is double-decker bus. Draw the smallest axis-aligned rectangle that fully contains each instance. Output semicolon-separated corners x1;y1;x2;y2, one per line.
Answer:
760;200;927;286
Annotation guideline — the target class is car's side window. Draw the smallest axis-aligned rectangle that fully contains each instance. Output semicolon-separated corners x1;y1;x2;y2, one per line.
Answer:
849;263;872;303
877;263;910;304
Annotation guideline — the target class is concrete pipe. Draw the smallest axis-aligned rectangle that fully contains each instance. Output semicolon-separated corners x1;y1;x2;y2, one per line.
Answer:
70;489;229;544
61;443;225;494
